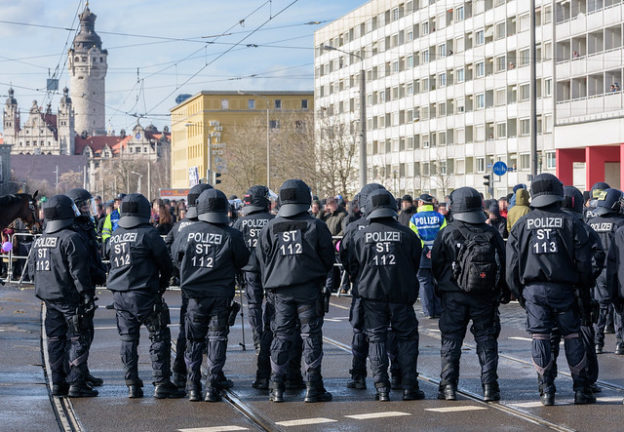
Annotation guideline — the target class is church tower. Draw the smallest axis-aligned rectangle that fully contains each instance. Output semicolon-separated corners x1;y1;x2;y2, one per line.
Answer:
68;4;107;136
58;87;76;155
2;88;19;146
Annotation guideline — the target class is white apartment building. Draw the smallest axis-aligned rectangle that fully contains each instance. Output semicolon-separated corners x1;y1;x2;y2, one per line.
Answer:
315;0;624;199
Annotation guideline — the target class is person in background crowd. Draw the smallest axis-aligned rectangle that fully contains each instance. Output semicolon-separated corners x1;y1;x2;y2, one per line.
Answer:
508;184;527;210
486;200;508;239
506;188;531;232
398;195;418;227
311;199;322;219
498;197;508;218
151;199;163;225
155;203;174;236
437;202;449;221
98;201;113;237
342;195;362;234
101;194;125;244
323;197;348;294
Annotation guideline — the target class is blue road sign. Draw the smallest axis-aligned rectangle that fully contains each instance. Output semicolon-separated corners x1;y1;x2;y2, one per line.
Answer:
493;161;508;176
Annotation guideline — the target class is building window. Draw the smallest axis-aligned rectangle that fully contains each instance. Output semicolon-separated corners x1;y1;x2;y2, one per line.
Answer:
269;120;280;129
497;123;507;138
248;99;255;109
520;153;530;170
544;79;552;97
520;84;530;101
274;99;282;109
520;119;530;136
546;151;556;169
519;49;530;66
476;62;485;77
455;6;464;21
496;22;506;39
476;30;485;45
221;99;229;109
477;157;485;172
301;99;308;109
496;55;506;72
456;68;465;83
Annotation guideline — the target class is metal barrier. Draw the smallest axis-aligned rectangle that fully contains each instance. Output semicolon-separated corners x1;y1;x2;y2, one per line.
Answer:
1;231;39;285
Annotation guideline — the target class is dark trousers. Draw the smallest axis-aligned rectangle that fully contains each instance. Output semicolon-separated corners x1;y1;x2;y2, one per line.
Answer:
417;268;441;317
349;296;369;377
594;301;612;347
244;271;264;348
550;324;598;389
113;291;172;386
439;292;500;387
173;292;189;376
270;294;323;384
45;301;89;386
524;284;587;393
185;296;230;389
362;299;419;390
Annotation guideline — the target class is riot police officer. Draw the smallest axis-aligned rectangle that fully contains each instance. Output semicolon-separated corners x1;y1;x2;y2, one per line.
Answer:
507;173;595;406
431;187;508;402
164;183;213;388
172;188;249;402
30;195;97;397
106;194;184;399
67;188;107;388
255;179;334;403
587;188;624;354
344;189;424;401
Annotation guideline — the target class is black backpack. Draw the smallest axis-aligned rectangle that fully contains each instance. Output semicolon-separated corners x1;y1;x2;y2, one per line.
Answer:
452;226;500;293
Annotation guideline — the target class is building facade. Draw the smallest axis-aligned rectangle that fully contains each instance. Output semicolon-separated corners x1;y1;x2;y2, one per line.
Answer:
315;0;624;198
170;91;313;189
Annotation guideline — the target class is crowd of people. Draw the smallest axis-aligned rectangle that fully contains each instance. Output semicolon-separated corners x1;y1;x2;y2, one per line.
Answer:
21;174;624;407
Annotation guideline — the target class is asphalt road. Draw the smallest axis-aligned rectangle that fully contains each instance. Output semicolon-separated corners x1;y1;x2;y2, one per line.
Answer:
1;284;623;432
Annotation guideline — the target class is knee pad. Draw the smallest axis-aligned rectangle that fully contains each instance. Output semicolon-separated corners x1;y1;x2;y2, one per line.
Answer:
120;333;139;343
532;333;551;341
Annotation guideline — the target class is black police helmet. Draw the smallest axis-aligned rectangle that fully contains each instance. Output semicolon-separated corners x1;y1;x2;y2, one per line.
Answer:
562;186;584;214
530;173;564;208
359;183;386;216
366;189;398;220
401;194;413;204
186;183;213;219
594;188;622;216
44;195;78;234
197;189;230;224
115;193;127;201
450;187;486;224
118;194;151;228
243;185;270;215
67;188;92;204
591;182;610;192
277;179;311;217
418;193;434;204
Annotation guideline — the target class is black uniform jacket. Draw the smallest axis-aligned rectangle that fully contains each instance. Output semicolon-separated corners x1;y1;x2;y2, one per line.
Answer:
233;210;274;272
173;221;249;299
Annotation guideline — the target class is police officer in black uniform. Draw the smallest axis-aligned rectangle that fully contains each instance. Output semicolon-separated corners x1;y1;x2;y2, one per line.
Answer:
30;195;97;397
344;189;424;401
67;188;107;388
164;183;213;388
587;188;624;354
507;173;595;406
432;187;508;402
172;188;249;402
106;194;184;399
255;179;334;403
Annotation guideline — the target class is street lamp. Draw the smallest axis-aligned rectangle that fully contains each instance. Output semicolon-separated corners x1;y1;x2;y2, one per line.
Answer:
321;44;367;189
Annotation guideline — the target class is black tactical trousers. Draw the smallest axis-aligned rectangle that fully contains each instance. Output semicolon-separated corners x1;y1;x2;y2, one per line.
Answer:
524;284;587;393
45;301;89;386
244;271;264;348
349;296;369;377
549;324;598;389
270;294;323;384
439;292;500;388
594;301;612;348
173;292;189;376
256;291;303;381
113;291;172;386
185;296;230;389
362;299;419;391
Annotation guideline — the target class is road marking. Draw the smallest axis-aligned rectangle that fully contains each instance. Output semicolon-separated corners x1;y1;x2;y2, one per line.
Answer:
329;302;350;310
425;406;488;413
275;418;337;427
597;396;623;403
345;411;411;420
178;427;248;432
509;336;532;342
510;401;547;408
324;318;342;322
95;324;179;330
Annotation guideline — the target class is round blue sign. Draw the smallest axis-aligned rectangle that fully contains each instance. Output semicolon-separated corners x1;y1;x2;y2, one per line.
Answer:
493;161;508;176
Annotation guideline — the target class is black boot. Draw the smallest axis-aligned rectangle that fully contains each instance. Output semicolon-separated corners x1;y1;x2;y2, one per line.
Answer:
154;381;186;399
403;384;425;401
128;385;143;398
540;392;555;406
304;382;332;403
615;343;624;355
589;383;602;393
574;389;596;405
52;383;69;396
204;387;222;402
86;373;103;387
346;373;366;390
217;372;233;390
252;376;269;390
483;382;501;402
188;386;202;402
285;375;306;390
68;383;98;398
595;344;603;354
375;384;390;402
438;384;457;401
269;381;284;403
173;372;186;390
390;374;402;390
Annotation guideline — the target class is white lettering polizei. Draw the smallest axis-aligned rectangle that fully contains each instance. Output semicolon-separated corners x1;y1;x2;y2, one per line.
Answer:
526;217;563;230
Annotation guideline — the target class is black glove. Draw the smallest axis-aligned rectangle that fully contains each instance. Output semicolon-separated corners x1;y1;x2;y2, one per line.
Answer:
499;288;511;305
158;277;169;295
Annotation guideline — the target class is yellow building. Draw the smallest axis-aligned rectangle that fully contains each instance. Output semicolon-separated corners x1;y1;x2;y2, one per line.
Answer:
170;91;313;189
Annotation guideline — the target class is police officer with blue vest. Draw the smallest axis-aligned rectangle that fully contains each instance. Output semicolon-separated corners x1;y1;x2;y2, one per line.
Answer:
30;195;97;397
587;188;624;354
432;187;508;402
255;179;334;403
507;174;595;406
344;189;424;401
172;189;249;402
165;183;213;388
106;194;184;399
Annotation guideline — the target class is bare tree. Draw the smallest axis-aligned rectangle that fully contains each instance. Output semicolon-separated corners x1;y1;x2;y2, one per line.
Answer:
58;170;83;192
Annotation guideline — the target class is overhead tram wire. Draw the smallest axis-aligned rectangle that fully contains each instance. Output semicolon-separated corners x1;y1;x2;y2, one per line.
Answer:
144;0;302;116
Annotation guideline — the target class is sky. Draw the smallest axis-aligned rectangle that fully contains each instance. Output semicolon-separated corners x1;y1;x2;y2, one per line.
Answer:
0;0;365;133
